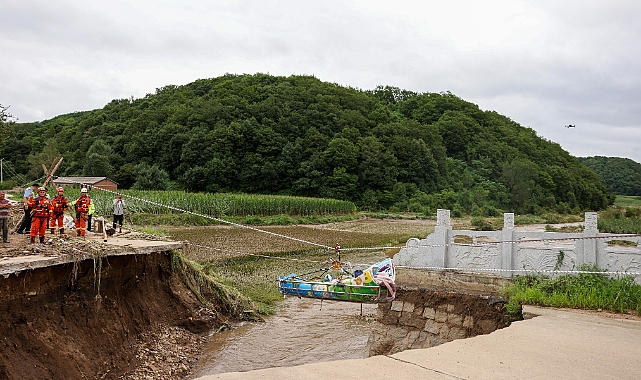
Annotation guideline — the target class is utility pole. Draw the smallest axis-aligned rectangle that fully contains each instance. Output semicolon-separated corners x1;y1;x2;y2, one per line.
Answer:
42;157;63;187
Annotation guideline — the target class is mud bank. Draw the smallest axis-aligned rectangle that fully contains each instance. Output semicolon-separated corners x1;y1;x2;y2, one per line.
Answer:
0;251;222;380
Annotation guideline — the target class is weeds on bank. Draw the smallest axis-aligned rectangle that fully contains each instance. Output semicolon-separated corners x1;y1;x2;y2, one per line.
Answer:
453;213;585;231
514;214;583;226
170;251;260;321
545;224;584;233
194;248;388;315
366;212;432;220
598;206;641;234
503;264;641;315
133;225;170;236
198;249;331;314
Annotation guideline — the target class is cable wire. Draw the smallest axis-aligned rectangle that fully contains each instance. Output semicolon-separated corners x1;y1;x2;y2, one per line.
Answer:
56;177;332;250
54;177;641;275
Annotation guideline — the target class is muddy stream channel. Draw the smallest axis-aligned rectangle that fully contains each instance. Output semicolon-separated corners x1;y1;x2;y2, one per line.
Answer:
172;220;436;377
188;297;378;377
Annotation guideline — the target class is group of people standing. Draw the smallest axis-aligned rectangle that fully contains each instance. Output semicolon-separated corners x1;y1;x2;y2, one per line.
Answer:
14;185;126;244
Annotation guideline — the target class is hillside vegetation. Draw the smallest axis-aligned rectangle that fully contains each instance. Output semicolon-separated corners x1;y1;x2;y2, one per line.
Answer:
579;156;641;196
1;74;611;214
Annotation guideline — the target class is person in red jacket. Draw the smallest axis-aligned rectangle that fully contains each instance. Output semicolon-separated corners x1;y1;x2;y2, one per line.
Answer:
74;187;91;236
27;187;52;244
50;187;69;235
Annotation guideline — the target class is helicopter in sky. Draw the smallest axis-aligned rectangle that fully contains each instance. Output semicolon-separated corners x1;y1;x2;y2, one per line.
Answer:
565;124;576;128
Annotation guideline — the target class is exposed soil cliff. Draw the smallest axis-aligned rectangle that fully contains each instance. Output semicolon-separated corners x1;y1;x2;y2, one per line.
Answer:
0;251;223;380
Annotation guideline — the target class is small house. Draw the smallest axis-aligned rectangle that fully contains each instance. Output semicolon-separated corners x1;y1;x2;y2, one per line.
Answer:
54;177;118;191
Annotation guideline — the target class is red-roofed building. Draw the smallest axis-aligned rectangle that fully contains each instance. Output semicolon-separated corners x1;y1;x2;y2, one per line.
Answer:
53;177;118;191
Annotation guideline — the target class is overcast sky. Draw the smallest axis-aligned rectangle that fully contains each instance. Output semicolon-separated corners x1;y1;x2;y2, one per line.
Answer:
2;0;640;163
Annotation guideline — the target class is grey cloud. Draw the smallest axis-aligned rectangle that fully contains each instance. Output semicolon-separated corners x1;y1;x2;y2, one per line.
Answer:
1;0;640;163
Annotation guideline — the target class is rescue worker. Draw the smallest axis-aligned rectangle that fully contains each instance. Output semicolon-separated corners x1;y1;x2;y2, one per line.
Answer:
27;187;52;244
74;188;91;237
50;187;69;235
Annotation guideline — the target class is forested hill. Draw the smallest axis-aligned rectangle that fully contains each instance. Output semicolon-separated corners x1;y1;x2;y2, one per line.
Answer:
579;156;641;196
3;73;611;214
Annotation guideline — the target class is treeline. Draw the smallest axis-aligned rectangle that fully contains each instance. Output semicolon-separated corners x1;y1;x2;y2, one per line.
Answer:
1;74;612;215
578;156;641;196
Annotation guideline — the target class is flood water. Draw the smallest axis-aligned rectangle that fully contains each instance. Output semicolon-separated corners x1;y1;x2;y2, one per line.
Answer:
189;297;378;377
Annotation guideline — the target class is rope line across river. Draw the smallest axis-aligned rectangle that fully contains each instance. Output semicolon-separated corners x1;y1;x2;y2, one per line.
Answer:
57;177;641;278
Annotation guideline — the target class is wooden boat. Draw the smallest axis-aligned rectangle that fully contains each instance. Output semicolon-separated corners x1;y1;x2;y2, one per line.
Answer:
278;258;395;303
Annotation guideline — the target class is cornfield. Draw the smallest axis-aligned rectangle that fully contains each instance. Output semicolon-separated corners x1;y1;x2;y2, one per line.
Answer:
60;189;356;217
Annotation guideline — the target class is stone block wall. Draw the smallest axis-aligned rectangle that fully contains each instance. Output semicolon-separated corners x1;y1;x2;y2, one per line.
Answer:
367;288;516;356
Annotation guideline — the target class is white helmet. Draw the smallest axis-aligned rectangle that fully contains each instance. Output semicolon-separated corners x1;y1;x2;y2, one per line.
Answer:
81;188;88;193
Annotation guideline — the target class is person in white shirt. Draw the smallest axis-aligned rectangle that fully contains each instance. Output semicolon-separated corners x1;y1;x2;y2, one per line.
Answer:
16;184;39;234
112;194;126;233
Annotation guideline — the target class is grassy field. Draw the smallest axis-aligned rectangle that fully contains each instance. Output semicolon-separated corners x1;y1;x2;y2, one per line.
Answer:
503;266;641;315
614;195;641;207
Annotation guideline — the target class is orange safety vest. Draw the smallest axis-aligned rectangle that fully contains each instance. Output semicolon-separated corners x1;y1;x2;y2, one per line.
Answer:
27;196;52;218
74;195;91;214
52;195;69;213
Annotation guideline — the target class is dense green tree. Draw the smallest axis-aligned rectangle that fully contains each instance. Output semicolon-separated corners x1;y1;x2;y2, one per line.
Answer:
131;163;170;190
579;156;641;196
26;139;61;179
113;163;136;189
83;139;113;176
0;104;16;145
325;167;358;200
501;158;538;213
6;73;613;213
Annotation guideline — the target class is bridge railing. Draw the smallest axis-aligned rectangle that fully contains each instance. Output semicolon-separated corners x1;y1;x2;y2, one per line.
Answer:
394;210;641;282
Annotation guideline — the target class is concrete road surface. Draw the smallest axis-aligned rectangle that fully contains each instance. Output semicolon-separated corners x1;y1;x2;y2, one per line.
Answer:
195;305;641;380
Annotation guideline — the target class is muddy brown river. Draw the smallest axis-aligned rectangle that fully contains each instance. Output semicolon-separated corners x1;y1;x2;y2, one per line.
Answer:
189;297;378;377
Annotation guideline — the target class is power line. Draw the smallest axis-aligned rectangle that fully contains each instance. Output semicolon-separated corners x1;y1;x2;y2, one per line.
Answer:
0;160;27;186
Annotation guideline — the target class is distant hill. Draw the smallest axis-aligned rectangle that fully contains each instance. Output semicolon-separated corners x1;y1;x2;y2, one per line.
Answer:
579;156;641;196
1;74;612;214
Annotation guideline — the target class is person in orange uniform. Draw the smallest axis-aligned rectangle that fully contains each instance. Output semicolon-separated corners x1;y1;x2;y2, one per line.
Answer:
74;187;91;236
50;187;69;235
27;187;52;244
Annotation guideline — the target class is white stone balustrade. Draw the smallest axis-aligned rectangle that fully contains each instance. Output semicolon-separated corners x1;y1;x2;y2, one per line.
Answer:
394;210;641;282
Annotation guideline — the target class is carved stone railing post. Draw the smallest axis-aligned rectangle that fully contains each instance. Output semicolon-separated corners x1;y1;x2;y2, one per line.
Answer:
435;209;451;268
582;212;598;265
501;213;515;276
